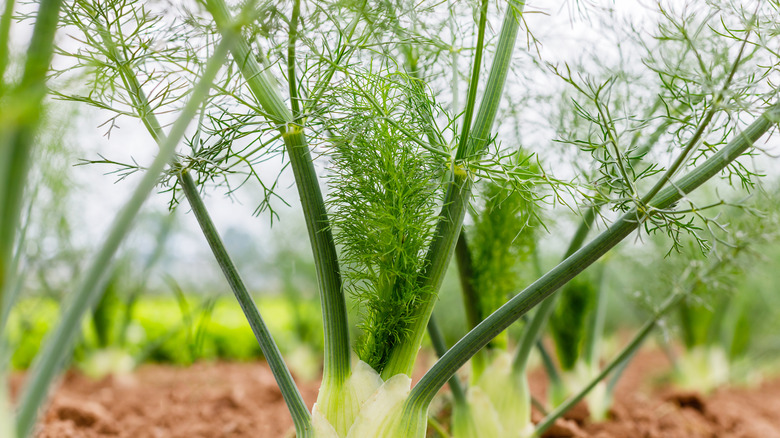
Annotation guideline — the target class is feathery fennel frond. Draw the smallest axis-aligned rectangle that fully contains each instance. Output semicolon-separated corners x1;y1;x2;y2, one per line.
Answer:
549;1;779;255
324;68;444;372
55;0;293;219
467;160;540;348
55;0;199;122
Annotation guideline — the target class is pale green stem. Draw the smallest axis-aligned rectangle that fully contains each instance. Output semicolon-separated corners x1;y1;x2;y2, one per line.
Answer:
179;171;312;435
117;212;175;348
206;0;351;386
536;338;562;408
428;415;452;438
604;339;636;396
447;0;459;114
0;0;62;344
382;0;527;379
455;230;481;331
455;0;489;157
453;230;488;377
287;0;301;118
427;314;466;405
0;198;33;337
86;7;313;430
15;35;229;438
512;207;597;375
0;0;15;92
583;263;607;368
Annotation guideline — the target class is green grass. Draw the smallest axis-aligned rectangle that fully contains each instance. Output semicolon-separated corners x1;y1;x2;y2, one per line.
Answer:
6;295;323;369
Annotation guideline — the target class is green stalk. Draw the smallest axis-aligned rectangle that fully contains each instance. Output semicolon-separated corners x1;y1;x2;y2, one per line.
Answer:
282;128;350;385
287;0;301;118
179;171;312;435
382;0;527;379
427;314;466;405
704;295;729;347
532;291;685;437
0;0;62;341
15;34;229;438
0;0;15;92
84;8;312;431
453;230;488;377
0;197;33;342
457;0;525;160
455;230;481;331
206;0;351;386
536;339;563;409
583;263;607;368
428;416;451;438
447;0;459;114
605;347;635;395
0;198;33;385
117;212;175;347
405;102;780;411
512;207;597;375
455;0;489;157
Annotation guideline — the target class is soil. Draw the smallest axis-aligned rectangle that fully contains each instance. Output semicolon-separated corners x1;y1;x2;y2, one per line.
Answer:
9;362;319;438
9;350;780;437
532;349;780;438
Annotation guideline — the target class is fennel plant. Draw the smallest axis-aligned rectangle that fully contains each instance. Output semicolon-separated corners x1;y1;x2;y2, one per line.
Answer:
5;1;780;438
630;192;780;394
203;0;780;436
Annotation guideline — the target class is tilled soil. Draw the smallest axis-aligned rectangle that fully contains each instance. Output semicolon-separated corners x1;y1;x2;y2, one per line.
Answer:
9;350;780;437
537;349;780;438
10;362;319;438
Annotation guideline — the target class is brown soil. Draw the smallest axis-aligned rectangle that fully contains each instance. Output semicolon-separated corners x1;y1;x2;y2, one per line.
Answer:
534;349;780;438
9;350;780;437
9;362;319;438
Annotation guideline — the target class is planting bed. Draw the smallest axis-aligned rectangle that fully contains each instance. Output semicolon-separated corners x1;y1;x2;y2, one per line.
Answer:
9;350;780;438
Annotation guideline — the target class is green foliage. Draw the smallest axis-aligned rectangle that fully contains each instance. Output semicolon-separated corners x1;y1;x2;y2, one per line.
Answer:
91;268;124;349
5;299;58;370
134;296;322;364
549;272;598;372
134;298;259;364
469;172;539;331
7;295;323;368
324;68;443;372
729;302;752;360
678;286;717;350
